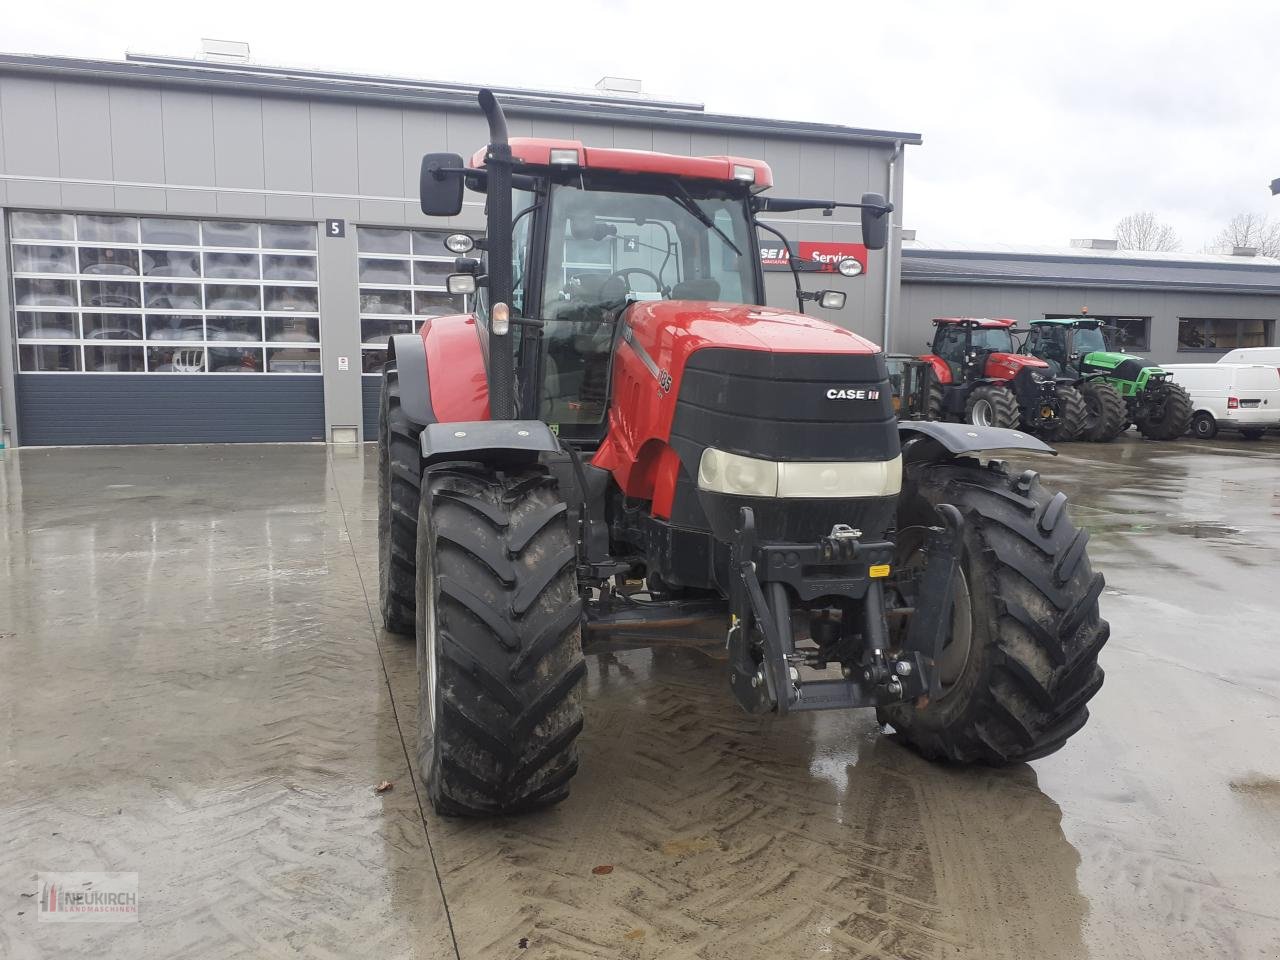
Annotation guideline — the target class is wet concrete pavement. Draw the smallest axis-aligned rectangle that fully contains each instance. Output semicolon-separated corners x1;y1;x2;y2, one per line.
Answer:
1;434;1278;959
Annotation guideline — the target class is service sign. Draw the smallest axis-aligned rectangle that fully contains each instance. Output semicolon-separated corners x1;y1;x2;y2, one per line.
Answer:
759;240;868;276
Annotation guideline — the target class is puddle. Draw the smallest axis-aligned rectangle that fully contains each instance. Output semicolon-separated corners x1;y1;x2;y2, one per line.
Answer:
1167;521;1241;539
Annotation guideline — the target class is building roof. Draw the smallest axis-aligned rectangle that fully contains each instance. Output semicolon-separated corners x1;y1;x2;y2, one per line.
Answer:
902;241;1280;295
0;52;923;148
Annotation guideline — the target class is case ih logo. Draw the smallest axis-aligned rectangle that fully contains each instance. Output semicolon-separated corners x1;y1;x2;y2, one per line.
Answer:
759;241;868;275
827;388;881;400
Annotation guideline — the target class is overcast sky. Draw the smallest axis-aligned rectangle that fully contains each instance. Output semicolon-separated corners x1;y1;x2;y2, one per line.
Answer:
6;0;1278;250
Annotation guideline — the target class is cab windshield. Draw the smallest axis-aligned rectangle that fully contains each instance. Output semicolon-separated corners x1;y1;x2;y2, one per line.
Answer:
537;177;757;427
1072;325;1107;354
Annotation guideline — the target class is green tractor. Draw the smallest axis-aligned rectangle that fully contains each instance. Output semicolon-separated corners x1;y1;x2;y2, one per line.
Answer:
1023;317;1192;441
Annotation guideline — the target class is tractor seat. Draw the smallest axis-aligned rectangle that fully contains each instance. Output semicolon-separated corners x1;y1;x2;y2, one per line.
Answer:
671;278;721;301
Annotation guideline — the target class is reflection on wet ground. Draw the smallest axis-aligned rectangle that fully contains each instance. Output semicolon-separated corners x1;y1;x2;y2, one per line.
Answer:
1;433;1278;958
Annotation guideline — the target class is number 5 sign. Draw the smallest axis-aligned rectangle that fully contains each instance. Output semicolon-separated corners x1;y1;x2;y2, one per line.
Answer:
325;219;346;238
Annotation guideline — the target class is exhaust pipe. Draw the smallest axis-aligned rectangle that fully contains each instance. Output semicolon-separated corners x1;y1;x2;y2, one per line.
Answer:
477;89;515;420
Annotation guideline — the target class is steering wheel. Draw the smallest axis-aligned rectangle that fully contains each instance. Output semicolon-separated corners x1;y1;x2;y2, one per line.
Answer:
605;267;663;296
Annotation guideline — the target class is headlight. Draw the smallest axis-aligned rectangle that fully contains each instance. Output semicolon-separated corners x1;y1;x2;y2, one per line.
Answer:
697;448;902;499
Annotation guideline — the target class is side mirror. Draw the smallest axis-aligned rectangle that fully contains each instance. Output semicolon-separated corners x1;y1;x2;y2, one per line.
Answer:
818;290;846;310
446;274;477;296
860;192;890;250
420;153;465;217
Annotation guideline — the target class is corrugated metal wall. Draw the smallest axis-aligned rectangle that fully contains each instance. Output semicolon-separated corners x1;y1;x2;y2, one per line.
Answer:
16;375;325;445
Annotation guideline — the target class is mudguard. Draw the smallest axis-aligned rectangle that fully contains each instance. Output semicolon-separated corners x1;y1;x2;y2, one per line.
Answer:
898;420;1056;457
388;333;434;427
421;420;560;465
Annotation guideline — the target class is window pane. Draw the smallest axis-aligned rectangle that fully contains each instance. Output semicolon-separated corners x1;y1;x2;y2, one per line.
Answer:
79;247;140;276
147;346;206;372
11;212;75;240
20;343;81;371
266;347;321;372
413;260;453;285
362;348;388;374
265;316;320;342
85;345;145;372
78;215;138;244
17;311;78;339
415;290;465;316
83;313;142;340
263;254;316;281
264;285;318;312
144;282;202;310
13;244;75;273
359;258;412;284
205;284;262;310
204;252;260;279
141;218;200;245
15;278;76;307
81;279;141;309
261;222;316;250
142;249;201;277
1240;319;1268;348
360;317;413;345
146;315;203;340
413;231;461;256
206;315;262;341
202;220;259;247
360;289;411;314
357;227;410;254
208;347;264;372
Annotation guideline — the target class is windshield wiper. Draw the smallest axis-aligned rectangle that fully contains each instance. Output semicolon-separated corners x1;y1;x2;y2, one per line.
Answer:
665;179;742;256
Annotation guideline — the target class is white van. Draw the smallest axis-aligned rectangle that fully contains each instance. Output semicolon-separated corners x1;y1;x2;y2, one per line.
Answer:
1161;363;1280;439
1218;347;1280;367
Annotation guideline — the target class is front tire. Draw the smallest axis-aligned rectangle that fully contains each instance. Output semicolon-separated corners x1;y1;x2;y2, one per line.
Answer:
1048;384;1086;441
879;459;1109;763
378;366;423;634
1137;382;1193;440
416;466;585;817
1078;380;1125;442
965;385;1020;429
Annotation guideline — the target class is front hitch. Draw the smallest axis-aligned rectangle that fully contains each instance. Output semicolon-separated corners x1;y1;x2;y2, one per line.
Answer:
726;507;948;715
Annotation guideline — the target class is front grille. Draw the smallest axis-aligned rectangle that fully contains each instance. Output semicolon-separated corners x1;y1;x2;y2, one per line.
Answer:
671;348;900;462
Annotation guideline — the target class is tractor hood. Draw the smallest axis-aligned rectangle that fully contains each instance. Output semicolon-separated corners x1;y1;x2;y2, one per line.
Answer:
622;300;882;366
984;351;1049;381
1081;351;1163;379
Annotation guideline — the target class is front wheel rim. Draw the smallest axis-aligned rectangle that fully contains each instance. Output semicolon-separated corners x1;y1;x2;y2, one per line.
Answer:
971;399;992;426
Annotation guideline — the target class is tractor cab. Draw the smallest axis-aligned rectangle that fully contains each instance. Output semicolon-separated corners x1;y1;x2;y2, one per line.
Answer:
1024;318;1108;378
928;317;1020;382
512;168;762;437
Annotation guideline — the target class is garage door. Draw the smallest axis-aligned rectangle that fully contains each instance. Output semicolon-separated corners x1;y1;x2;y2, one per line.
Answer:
10;211;325;445
355;225;470;439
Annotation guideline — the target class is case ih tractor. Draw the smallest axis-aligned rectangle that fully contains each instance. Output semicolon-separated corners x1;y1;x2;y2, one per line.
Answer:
919;318;1077;438
1022;317;1192;440
378;91;1108;817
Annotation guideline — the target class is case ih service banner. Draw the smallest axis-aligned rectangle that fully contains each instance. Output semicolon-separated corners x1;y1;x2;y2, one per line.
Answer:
759;241;868;275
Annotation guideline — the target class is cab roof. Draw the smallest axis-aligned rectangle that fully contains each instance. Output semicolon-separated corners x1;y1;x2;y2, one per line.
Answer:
931;317;1016;328
1032;317;1101;326
470;138;773;191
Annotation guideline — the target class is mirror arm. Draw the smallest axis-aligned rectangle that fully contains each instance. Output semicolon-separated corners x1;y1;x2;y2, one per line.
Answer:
753;218;806;314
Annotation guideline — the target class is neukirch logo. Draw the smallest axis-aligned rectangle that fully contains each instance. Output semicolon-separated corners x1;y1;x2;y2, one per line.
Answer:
38;872;138;923
826;388;880;400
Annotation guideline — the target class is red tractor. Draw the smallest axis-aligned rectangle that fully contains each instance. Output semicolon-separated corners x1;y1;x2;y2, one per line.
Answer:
379;91;1108;817
921;317;1080;437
